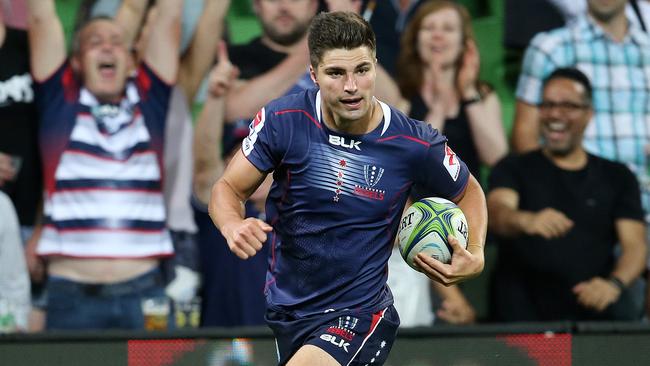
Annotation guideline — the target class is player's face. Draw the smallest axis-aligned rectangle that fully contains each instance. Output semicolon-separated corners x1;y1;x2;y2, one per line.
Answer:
539;78;593;156
588;0;627;22
311;46;377;127
416;7;464;68
255;0;317;46
73;19;134;103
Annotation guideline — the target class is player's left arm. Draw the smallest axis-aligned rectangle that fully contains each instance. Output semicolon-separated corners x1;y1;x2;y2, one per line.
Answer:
573;218;646;312
142;0;182;84
415;174;487;286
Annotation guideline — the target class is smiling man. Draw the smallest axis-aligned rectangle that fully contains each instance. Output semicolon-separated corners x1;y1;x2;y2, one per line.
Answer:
26;0;182;330
487;68;647;322
210;11;487;366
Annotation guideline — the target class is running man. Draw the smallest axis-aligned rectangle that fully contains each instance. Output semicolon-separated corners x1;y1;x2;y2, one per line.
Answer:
210;11;487;366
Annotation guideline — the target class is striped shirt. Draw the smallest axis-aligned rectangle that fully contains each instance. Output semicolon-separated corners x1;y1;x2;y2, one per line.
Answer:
516;15;650;222
35;63;173;258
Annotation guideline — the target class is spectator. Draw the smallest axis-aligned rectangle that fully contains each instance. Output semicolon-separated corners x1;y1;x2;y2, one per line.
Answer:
193;42;272;327
511;0;650;313
489;68;647;321
223;0;318;124
0;191;30;333
396;0;507;180
1;5;45;332
27;0;182;330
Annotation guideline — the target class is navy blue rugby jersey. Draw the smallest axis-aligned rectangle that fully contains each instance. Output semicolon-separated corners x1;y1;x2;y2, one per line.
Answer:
242;89;469;317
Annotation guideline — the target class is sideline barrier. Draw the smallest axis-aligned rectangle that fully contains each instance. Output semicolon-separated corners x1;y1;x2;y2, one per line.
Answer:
1;322;649;365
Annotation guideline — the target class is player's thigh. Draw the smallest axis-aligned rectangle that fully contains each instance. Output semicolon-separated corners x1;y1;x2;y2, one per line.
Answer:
287;344;341;366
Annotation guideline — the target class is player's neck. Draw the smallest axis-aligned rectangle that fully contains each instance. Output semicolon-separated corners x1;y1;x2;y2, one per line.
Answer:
324;98;383;135
543;146;588;171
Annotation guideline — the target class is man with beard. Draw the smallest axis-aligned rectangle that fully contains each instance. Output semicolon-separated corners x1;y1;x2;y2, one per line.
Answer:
488;68;647;321
224;0;318;125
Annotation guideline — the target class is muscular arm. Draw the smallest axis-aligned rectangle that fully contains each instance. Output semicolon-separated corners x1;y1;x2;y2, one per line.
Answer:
511;100;541;153
465;92;508;167
193;95;226;205
209;151;272;259
611;219;647;286
27;0;66;81
225;43;310;122
455;175;488;256
142;0;182;84
415;175;487;286
487;187;527;238
177;0;231;104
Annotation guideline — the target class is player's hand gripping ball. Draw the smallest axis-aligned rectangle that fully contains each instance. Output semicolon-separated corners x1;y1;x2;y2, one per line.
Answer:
397;197;469;268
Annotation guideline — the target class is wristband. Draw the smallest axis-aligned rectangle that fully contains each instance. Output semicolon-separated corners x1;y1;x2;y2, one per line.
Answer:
608;276;626;291
461;94;481;108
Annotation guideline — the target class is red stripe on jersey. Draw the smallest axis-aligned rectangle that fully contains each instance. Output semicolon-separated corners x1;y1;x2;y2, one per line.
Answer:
275;109;322;129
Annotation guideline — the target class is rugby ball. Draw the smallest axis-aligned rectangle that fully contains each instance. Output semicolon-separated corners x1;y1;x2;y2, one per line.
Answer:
397;197;468;268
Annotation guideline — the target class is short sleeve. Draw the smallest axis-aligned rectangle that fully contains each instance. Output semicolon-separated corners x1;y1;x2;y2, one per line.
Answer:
33;61;76;115
415;133;470;200
612;163;644;221
515;33;556;105
242;107;285;172
488;154;521;193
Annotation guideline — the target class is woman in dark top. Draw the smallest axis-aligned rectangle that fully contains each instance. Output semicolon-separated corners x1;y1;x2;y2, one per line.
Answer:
396;0;507;178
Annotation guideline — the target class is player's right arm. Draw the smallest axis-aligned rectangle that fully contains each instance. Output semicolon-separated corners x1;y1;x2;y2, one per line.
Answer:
209;151;272;260
27;0;66;81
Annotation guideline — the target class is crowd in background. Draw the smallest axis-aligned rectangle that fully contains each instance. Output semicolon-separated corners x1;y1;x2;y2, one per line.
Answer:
1;0;650;337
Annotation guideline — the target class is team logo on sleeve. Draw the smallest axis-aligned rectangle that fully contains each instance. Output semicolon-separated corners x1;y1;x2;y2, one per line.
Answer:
443;143;460;181
243;107;266;157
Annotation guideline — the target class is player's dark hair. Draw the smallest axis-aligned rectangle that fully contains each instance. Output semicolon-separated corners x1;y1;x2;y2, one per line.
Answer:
543;67;593;104
307;11;376;68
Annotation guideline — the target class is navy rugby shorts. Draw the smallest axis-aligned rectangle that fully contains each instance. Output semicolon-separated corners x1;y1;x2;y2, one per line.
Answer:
266;305;400;365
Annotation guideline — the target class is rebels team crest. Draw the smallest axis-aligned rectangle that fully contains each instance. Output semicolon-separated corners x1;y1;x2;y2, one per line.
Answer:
363;165;384;187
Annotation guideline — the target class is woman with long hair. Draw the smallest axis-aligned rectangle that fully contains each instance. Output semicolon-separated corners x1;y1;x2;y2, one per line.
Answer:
397;0;507;178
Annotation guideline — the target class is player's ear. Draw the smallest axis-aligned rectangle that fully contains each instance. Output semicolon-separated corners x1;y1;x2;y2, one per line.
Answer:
309;65;319;87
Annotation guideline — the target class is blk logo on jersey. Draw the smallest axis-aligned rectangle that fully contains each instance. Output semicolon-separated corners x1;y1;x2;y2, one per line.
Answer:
329;135;361;150
443;143;460;181
319;334;350;353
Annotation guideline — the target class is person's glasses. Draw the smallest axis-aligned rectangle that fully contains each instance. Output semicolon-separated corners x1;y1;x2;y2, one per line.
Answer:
538;101;590;113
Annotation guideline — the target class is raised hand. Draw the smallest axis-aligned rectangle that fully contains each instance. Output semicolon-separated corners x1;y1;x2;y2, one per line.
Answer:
208;40;240;98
